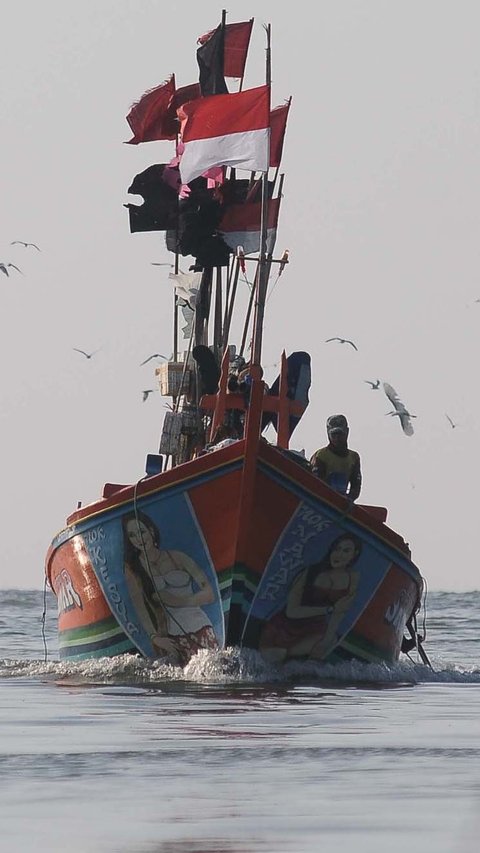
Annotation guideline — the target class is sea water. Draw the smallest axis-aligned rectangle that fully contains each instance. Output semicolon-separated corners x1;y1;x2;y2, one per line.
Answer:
0;589;479;853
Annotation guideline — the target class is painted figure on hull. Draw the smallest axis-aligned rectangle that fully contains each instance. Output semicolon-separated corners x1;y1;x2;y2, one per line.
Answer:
259;533;362;663
122;510;218;663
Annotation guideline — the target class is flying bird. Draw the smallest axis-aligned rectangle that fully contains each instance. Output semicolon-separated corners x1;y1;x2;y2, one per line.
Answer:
325;337;358;351
142;389;154;402
386;409;417;435
11;241;40;251
73;348;99;359
0;262;23;276
151;262;187;275
140;353;167;366
383;382;416;436
365;379;380;389
445;413;456;429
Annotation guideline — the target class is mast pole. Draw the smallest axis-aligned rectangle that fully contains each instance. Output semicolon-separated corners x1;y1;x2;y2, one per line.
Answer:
173;252;179;361
250;23;271;367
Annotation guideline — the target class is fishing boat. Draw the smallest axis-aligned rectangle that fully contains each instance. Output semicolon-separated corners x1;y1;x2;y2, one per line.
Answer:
45;13;429;668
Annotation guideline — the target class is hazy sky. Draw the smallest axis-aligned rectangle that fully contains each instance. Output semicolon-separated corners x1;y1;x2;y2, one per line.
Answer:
1;1;479;592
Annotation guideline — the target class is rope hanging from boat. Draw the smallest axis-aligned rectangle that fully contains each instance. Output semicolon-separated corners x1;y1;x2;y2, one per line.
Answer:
401;575;432;668
415;576;432;668
41;574;49;663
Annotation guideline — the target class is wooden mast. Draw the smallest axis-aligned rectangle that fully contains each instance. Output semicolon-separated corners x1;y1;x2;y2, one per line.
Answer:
250;23;271;370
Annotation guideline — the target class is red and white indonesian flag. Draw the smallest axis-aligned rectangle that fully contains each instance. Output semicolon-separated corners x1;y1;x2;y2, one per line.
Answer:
178;85;270;186
219;197;280;255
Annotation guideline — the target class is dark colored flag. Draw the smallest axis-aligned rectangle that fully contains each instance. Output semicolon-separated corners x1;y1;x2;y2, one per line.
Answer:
125;165;179;233
125;75;177;144
178;184;230;267
196;24;228;95
165;180;230;268
270;99;291;167
198;20;254;79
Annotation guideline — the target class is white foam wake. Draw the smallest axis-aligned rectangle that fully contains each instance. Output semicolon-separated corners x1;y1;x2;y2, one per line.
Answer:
1;647;479;684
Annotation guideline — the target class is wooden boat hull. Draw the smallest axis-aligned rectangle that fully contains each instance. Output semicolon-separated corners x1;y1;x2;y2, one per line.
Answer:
46;439;423;665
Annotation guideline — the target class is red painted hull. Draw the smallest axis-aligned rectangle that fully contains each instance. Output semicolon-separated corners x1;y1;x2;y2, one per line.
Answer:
46;438;423;665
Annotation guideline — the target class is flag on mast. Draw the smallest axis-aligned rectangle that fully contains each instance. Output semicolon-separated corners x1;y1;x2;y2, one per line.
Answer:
218;197;280;255
126;76;201;143
163;82;201;138
197;20;254;79
197;23;228;95
125;75;176;143
178;85;270;185
269;100;291;167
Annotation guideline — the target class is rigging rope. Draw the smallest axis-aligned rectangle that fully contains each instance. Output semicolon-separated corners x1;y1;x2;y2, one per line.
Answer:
41;575;49;663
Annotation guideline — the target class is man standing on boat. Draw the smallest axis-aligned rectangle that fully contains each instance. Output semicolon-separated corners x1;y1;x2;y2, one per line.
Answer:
310;415;362;501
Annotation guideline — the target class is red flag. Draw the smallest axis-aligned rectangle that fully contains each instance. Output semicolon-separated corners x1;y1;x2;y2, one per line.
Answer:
223;20;253;78
270;100;291;167
163;82;201;138
126;75;176;144
178;85;270;185
219;197;280;254
126;77;201;144
198;20;254;79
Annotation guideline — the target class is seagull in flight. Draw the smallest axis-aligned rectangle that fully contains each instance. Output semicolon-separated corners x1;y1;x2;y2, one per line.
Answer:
0;262;23;276
151;262;186;275
386;409;417;435
365;379;380;389
73;348;100;359
445;413;456;429
325;337;358;351
11;241;41;251
140;353;167;366
142;389;154;402
383;382;416;436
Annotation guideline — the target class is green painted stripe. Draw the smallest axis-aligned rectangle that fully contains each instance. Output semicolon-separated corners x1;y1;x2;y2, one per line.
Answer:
244;577;259;596
60;625;126;649
231;564;260;587
340;635;394;664
59;615;119;642
61;638;135;661
217;567;233;581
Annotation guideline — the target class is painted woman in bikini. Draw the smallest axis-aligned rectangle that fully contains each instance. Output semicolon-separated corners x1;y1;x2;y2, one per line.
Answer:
259;533;362;663
122;510;218;664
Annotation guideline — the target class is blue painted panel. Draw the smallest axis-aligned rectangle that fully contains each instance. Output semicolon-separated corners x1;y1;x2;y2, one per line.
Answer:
82;492;224;659
243;499;391;658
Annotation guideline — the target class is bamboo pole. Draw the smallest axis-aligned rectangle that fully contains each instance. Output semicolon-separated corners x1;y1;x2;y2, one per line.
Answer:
213;266;223;359
222;257;240;351
250;23;271;367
